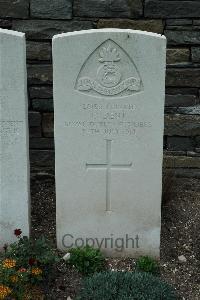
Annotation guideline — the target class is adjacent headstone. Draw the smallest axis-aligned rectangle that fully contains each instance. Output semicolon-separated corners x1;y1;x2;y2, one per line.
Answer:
0;29;30;247
53;29;166;257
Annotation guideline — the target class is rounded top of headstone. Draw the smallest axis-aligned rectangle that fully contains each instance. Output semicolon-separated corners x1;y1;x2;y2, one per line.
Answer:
53;28;166;42
0;28;25;38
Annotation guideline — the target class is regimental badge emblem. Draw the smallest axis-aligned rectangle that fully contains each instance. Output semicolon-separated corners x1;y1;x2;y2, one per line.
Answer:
75;39;143;98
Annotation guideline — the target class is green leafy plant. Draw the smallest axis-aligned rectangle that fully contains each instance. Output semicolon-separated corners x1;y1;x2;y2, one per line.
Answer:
76;271;178;300
0;229;58;299
136;256;159;274
4;235;58;272
67;246;105;275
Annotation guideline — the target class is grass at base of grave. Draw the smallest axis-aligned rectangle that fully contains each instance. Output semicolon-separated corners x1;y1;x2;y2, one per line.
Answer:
30;176;200;299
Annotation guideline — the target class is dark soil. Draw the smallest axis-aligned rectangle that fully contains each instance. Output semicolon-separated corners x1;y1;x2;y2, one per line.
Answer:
31;175;200;300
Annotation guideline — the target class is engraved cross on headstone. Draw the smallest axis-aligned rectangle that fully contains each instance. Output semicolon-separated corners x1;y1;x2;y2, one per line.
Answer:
86;139;132;212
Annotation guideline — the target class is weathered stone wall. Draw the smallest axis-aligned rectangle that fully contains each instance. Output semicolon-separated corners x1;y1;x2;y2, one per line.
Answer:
1;0;200;178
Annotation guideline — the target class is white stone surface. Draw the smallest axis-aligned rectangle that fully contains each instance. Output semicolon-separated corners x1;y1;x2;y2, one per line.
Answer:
0;29;30;247
53;29;166;257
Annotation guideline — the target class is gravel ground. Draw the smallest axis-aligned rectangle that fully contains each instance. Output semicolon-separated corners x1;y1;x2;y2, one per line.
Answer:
31;175;200;300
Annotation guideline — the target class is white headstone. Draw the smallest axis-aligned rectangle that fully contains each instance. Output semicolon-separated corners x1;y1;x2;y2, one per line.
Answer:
0;29;30;247
53;29;166;257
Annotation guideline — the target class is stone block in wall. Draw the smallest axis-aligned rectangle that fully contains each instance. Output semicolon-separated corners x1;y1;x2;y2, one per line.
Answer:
187;151;200;157
166;69;200;87
167;137;194;151
164;150;186;157
0;0;29;18
166;24;195;31
166;19;193;26
29;86;53;99
0;19;12;29
191;47;200;63
164;155;200;169
145;1;200;18
74;0;143;18
30;138;54;149
165;30;200;45
195;137;200;147
168;86;198;92
165;94;198;107
32;99;53;112
166;87;198;96
27;42;52;61
165;114;200;137
97;19;163;34
164;107;178;114
29;112;42;138
12;20;94;40
170;168;200;179
42;113;54;137
166;26;193;32
30;0;72;19
30;150;55;167
28;65;53;85
176;106;200;115
29;111;41;127
29;127;42;138
167;48;190;64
